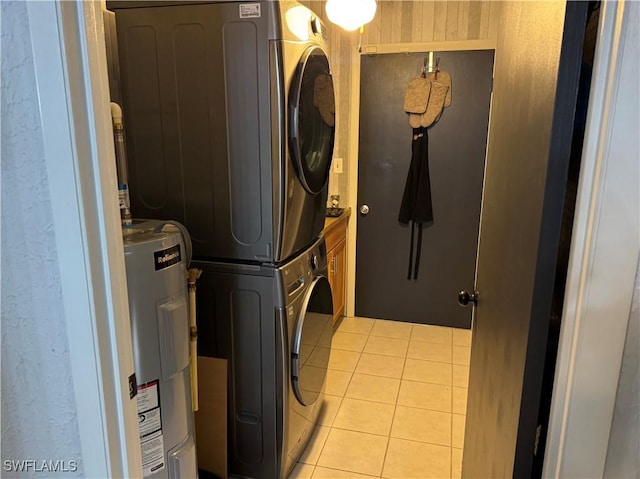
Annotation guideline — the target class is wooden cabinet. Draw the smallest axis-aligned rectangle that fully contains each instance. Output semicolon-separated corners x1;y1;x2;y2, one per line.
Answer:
323;209;350;324
327;238;346;322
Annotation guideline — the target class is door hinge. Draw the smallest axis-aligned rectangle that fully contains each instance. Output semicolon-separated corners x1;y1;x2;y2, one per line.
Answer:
534;424;542;455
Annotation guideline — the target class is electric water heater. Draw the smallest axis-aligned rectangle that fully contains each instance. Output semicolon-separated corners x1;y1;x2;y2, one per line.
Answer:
123;219;197;478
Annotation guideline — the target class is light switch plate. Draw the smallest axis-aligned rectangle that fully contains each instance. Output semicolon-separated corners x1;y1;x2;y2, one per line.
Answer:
333;157;343;174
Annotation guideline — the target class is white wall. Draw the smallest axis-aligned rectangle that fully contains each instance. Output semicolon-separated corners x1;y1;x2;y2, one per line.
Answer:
0;1;83;476
601;12;640;476
597;4;640;476
604;260;640;478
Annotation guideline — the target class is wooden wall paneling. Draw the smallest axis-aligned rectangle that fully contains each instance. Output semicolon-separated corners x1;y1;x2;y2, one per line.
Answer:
479;1;491;40
338;33;352;198
390;1;403;43
364;3;382;45
411;1;424;43
379;1;394;44
332;28;342;158
307;1;500;49
467;1;483;40
489;1;502;41
327;22;355;201
421;1;436;42
330;24;341;160
446;1;460;40
433;1;448;41
311;0;351;202
458;1;471;40
400;1;414;43
309;1;322;18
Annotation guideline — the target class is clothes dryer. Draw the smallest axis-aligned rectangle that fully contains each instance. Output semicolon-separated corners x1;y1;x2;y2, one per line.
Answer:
110;1;335;264
195;235;333;478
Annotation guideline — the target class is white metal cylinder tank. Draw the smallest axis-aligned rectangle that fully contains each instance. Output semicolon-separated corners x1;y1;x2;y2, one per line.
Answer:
123;219;197;479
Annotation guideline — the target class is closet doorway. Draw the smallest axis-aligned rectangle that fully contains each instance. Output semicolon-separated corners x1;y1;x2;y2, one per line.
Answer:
355;50;494;328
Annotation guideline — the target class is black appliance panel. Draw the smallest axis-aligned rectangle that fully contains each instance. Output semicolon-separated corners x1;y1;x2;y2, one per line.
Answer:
194;236;330;478
112;2;333;264
194;263;280;476
114;2;276;261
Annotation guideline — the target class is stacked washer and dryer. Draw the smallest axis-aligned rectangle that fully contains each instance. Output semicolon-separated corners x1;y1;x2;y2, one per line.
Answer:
109;1;336;477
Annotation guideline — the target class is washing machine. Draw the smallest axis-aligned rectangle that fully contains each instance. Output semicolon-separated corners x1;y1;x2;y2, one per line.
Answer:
109;0;335;264
194;235;333;478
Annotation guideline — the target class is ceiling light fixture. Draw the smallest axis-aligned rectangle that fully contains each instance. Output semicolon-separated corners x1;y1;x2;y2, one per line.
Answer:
325;0;377;32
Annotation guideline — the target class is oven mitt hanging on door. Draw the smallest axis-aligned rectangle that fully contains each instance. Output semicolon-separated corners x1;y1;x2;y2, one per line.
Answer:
420;80;449;128
314;74;336;127
404;77;431;128
428;71;452;107
419;71;453;127
404;77;431;113
409;112;424;128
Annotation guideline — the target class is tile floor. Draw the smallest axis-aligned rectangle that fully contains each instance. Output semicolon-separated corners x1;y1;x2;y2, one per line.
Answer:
290;316;472;479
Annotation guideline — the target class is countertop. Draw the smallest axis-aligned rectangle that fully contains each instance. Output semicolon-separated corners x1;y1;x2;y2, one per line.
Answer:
323;207;351;234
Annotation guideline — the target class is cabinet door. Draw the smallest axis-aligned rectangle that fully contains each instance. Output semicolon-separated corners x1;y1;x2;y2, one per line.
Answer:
327;246;336;292
329;239;346;322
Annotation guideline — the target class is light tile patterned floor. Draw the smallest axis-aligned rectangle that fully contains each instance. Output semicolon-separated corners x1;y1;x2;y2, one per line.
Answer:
290;316;472;479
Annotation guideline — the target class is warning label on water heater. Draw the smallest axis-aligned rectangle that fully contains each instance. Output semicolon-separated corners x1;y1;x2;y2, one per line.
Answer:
137;380;165;475
239;3;261;18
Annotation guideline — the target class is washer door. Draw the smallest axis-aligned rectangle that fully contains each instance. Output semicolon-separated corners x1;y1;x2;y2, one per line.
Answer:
289;46;336;195
292;276;334;406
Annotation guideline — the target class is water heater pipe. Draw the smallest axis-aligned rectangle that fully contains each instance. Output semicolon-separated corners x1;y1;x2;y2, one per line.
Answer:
110;102;132;225
187;268;202;412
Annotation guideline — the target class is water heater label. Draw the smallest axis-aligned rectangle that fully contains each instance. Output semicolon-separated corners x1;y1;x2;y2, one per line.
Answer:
154;244;181;271
140;431;165;476
239;3;261;18
139;408;162;437
137;380;165;475
137;381;159;412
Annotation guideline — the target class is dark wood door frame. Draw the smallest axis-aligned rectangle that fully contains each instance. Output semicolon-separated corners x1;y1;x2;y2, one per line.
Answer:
463;2;589;477
515;3;589;475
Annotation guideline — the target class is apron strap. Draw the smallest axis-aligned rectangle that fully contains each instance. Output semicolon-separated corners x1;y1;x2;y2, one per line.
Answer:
414;224;423;280
407;221;425;280
407;221;415;280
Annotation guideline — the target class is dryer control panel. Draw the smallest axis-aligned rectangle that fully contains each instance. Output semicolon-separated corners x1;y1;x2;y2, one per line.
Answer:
278;235;328;304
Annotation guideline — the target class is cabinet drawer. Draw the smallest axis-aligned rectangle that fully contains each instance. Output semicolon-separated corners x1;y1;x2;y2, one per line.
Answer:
324;222;345;252
324;209;350;252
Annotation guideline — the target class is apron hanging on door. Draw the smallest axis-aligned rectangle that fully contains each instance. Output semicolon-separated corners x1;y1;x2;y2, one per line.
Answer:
398;127;433;280
399;57;452;279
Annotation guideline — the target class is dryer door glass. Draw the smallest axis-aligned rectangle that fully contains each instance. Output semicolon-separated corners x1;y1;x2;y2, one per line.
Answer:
292;276;334;406
290;46;335;195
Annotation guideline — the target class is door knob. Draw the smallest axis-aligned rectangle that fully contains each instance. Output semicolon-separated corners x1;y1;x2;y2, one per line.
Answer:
359;204;370;215
458;290;479;307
